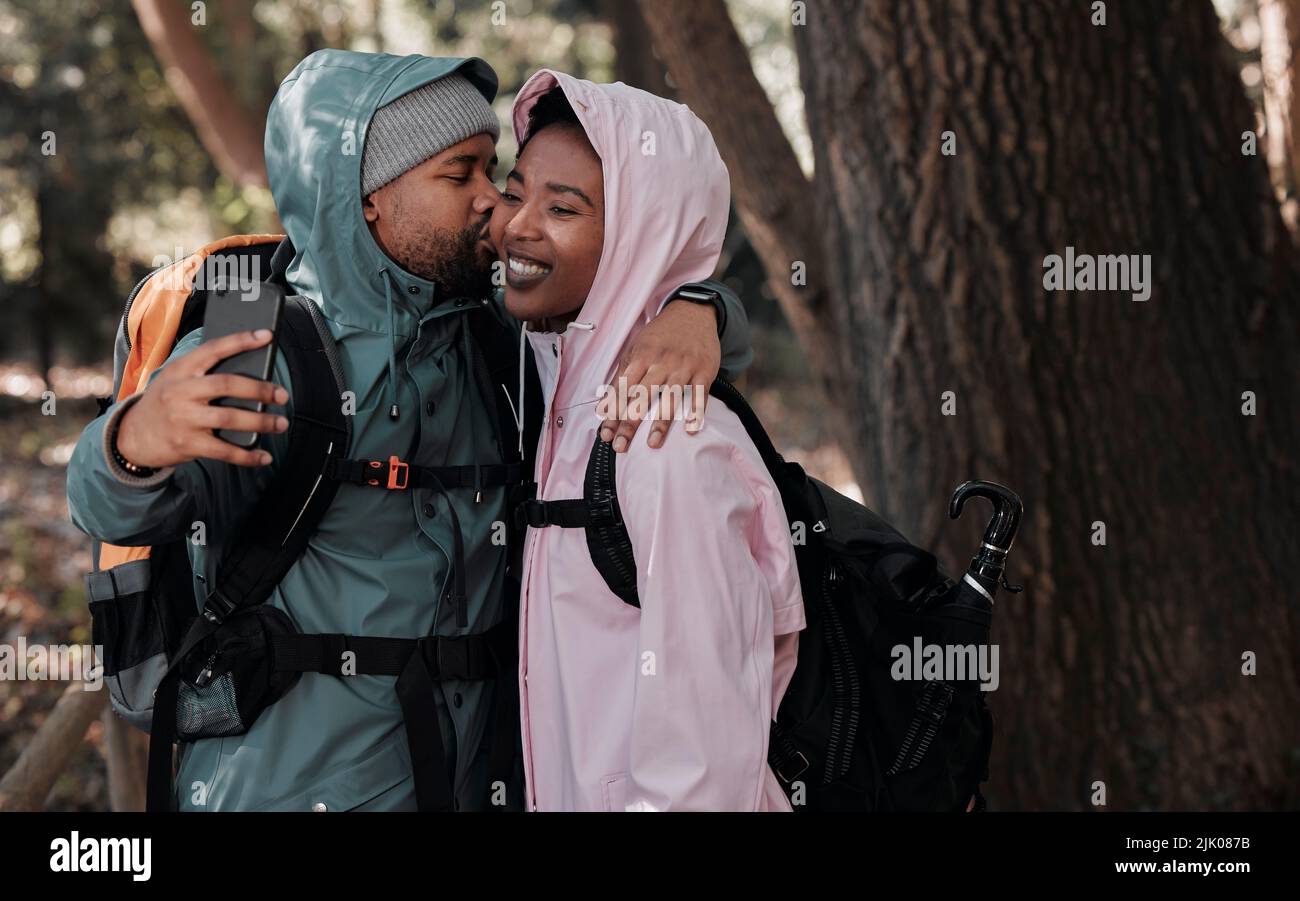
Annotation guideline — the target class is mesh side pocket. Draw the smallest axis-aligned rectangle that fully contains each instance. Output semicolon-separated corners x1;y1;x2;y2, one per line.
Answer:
172;604;302;742
176;670;246;738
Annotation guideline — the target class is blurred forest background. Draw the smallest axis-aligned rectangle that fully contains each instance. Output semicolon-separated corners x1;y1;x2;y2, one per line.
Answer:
1;0;1298;811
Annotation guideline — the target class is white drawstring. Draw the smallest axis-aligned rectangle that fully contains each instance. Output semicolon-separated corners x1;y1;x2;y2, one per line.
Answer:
508;325;527;456
506;319;597;457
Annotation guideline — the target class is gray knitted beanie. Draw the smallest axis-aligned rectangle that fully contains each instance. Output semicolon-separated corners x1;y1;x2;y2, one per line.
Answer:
361;72;501;195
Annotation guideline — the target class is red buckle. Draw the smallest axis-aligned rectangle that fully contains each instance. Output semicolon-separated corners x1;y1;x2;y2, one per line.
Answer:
386;455;409;490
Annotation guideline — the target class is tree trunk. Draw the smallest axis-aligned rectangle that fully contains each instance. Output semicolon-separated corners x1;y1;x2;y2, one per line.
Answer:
1259;0;1300;227
635;0;847;452
647;0;1300;809
1260;0;1291;188
0;684;106;811
131;0;268;187
606;0;674;97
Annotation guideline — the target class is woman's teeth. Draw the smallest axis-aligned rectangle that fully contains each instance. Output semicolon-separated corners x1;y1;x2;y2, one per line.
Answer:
509;257;551;278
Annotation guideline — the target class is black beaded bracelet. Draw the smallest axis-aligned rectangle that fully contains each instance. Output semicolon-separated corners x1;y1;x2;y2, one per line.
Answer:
109;413;159;478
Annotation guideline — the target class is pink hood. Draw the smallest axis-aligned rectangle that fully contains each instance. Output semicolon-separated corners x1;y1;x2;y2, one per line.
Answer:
513;71;805;811
511;69;731;410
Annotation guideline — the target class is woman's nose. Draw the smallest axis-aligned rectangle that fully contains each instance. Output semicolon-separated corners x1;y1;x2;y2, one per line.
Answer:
504;201;541;242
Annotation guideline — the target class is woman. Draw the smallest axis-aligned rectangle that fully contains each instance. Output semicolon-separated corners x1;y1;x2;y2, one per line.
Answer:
491;71;805;811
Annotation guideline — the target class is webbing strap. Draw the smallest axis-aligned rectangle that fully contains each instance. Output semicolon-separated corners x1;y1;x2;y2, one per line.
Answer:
513;437;638;605
397;649;455;810
275;620;516;812
146;669;181;811
145;612;224;811
514;380;769;612
203;295;348;618
325;458;523;493
272;632;499;679
707;379;785;473
513;498;607;529
768;721;810;783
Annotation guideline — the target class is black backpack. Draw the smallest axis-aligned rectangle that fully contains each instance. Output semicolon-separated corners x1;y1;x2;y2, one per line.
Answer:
85;236;535;812
514;378;1022;811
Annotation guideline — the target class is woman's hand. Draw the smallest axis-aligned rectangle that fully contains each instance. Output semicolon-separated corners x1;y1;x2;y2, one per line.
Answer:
600;299;719;452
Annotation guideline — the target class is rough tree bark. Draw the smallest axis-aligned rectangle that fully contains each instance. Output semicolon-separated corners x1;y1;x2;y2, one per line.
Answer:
644;0;1300;809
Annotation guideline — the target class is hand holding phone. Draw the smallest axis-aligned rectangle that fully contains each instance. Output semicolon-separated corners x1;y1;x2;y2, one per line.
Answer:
201;284;286;447
114;329;290;470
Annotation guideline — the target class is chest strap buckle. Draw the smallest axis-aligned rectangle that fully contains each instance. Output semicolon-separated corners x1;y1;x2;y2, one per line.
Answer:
387;455;409;490
366;455;410;489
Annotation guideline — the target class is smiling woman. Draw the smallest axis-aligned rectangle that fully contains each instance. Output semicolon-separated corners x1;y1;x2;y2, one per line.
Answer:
490;86;606;330
499;69;804;813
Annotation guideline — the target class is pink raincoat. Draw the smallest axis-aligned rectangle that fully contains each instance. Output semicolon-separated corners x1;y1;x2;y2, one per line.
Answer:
512;71;806;812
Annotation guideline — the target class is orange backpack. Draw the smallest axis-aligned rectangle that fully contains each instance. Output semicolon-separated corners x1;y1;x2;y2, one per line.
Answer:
97;234;286;570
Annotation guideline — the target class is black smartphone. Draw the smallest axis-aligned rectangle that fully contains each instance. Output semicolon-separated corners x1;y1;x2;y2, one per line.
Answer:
200;282;285;447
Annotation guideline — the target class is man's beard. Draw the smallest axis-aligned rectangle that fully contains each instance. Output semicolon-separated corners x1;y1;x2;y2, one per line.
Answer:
392;220;494;300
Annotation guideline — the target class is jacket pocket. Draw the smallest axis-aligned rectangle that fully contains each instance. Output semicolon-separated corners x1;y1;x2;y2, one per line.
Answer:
86;558;168;731
600;772;631;812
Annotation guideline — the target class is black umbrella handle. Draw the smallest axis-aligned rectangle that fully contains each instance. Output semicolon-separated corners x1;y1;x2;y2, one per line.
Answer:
949;480;1024;601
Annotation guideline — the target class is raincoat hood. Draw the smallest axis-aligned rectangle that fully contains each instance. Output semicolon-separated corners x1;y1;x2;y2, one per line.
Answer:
265;49;498;333
510;69;730;414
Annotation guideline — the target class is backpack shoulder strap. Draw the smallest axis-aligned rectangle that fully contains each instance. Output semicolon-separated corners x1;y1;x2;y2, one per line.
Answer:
202;292;350;621
707;378;785;472
511;434;638;606
514;378;772;610
582;438;639;607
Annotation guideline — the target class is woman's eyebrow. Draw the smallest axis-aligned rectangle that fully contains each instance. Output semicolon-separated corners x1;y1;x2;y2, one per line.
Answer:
545;182;593;206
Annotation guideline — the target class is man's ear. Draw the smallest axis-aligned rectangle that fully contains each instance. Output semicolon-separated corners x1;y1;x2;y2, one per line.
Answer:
362;189;381;224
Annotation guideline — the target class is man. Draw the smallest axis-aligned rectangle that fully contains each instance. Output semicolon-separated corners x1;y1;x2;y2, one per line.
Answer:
66;50;750;811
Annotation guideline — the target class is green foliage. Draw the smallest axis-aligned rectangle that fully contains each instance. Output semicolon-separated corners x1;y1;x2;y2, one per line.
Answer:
0;0;220;366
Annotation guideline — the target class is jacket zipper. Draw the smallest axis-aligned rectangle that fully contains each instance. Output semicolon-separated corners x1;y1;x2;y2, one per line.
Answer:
120;263;168;353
